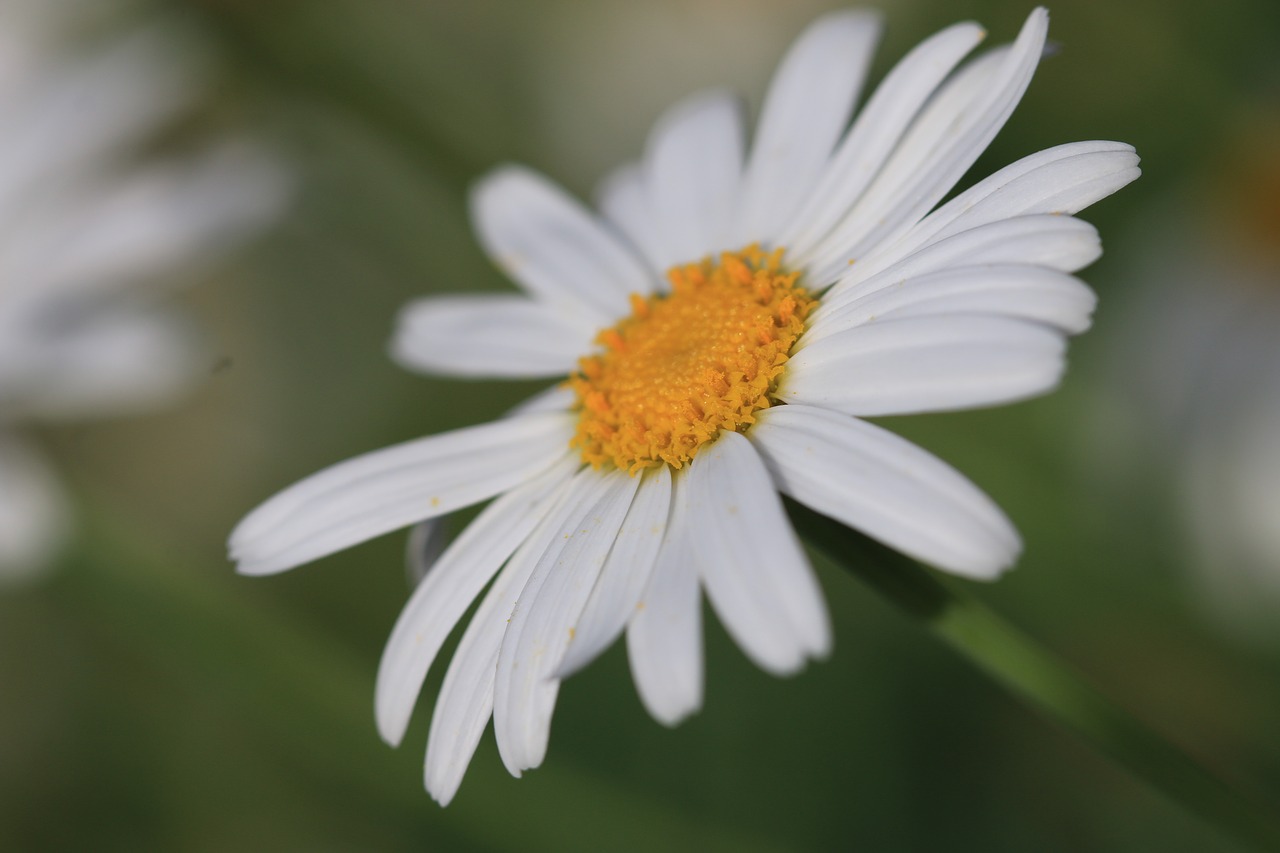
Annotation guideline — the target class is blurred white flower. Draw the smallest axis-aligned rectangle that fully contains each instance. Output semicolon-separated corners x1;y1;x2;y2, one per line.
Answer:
232;8;1136;803
0;0;289;581
1105;113;1280;641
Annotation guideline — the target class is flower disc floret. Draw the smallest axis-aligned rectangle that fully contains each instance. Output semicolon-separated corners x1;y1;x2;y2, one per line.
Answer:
570;245;814;473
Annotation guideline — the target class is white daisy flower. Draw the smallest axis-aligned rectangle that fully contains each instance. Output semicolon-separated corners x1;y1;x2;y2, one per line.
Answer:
231;7;1138;804
0;0;289;580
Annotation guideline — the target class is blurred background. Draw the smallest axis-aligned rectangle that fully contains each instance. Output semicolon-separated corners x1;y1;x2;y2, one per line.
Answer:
1;0;1278;849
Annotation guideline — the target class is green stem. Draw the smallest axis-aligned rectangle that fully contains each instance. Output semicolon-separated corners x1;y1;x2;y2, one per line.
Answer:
787;499;1280;852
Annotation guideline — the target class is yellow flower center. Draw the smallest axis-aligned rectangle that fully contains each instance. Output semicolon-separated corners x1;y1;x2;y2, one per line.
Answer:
569;244;814;473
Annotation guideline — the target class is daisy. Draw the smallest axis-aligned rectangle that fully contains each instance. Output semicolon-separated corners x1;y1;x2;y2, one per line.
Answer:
0;0;288;580
231;7;1139;804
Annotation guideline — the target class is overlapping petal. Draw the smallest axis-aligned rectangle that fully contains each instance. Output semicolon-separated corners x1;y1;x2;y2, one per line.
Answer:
801;10;1051;284
557;465;672;677
493;468;640;775
423;468;588;804
375;454;580;747
804;264;1097;348
820;214;1104;314
777;20;986;256
626;470;704;726
734;10;882;245
889;141;1140;258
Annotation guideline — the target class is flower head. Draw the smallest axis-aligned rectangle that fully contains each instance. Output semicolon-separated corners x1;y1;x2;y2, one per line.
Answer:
0;0;289;580
231;7;1138;804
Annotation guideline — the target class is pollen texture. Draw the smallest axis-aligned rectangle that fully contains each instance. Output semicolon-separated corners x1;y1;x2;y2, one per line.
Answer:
570;245;814;473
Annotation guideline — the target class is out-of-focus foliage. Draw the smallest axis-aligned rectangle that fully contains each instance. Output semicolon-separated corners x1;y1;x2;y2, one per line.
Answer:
2;0;1278;850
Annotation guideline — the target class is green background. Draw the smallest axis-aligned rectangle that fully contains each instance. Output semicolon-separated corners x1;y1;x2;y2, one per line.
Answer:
3;0;1279;850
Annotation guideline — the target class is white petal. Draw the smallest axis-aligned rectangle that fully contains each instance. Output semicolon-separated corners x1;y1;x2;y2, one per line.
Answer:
779;314;1067;416
805;264;1097;347
375;454;579;747
802;10;1051;285
1;307;197;421
493;468;640;775
390;295;596;380
595;163;666;280
0;434;69;582
751;405;1020;578
0;23;208;227
880;141;1140;264
423;468;586;805
470;166;654;322
735;10;882;245
643;91;745;266
1;143;288;303
626;469;703;726
777;20;987;257
556;465;672;677
230;412;574;576
424;641;498;807
687;431;830;675
821;214;1102;312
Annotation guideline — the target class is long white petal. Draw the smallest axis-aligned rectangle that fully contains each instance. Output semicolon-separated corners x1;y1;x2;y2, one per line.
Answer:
556;465;672;677
643;91;745;267
493;468;640;775
780;314;1067;416
2;307;196;421
423;470;588;805
374;454;579;748
735;10;881;245
751;405;1020;578
470;166;654;321
1;143;288;303
0;23;208;227
777;20;987;257
805;264;1097;347
878;141;1140;265
799;48;1010;275
0;434;69;582
821;214;1102;313
391;295;596;380
230;412;574;576
688;431;830;674
626;469;703;725
802;10;1051;285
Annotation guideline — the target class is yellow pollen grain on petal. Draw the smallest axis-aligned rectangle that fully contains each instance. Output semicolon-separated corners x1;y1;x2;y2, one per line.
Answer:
569;244;814;473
